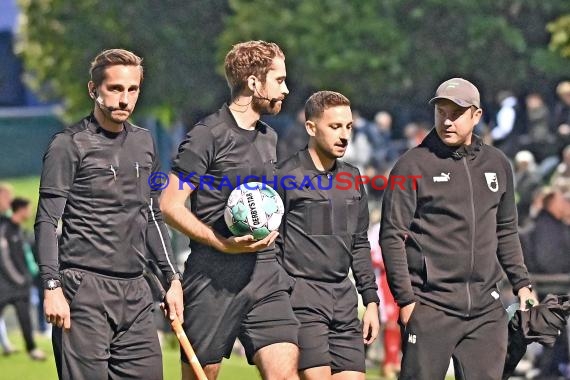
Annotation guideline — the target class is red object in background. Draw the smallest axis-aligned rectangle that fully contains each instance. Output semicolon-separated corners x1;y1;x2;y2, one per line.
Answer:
369;223;401;374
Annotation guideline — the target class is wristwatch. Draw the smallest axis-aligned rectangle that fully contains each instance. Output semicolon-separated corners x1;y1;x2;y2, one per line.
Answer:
44;279;62;290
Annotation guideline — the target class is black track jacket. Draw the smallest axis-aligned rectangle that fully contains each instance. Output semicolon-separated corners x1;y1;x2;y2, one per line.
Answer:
380;130;531;317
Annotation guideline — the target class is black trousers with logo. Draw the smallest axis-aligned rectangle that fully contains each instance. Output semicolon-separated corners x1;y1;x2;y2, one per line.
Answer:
399;301;508;380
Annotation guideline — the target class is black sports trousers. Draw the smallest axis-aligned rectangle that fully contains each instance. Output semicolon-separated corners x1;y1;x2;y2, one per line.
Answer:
53;268;162;380
399;301;508;380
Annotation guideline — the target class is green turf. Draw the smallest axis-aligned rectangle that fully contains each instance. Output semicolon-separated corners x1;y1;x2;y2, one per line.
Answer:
1;331;407;379
2;332;259;380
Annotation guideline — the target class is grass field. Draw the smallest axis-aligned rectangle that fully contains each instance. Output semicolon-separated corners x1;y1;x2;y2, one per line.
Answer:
0;331;260;380
1;331;393;380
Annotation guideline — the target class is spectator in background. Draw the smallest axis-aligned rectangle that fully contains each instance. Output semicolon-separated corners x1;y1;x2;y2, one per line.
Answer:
277;108;308;162
362;164;389;205
343;110;372;172
0;198;46;360
514;150;542;227
522;92;555;162
399;122;430;155
490;90;522;158
0;182;15;356
519;178;570;378
551;144;570;183
553;81;570;152
521;178;570;274
368;111;395;168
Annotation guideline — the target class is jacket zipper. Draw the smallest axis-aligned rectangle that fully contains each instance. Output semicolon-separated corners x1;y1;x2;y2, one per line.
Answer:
463;157;475;317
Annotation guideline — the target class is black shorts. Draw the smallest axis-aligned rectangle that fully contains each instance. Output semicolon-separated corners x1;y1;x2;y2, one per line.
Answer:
54;268;162;380
290;276;365;373
181;252;299;365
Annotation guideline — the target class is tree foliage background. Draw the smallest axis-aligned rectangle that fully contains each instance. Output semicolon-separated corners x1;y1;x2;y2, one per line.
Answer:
548;14;570;59
221;0;570;120
16;0;229;123
16;0;570;125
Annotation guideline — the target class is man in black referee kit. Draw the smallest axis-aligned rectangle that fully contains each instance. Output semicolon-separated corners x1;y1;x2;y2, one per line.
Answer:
160;41;299;380
276;91;380;380
380;78;538;379
35;49;183;380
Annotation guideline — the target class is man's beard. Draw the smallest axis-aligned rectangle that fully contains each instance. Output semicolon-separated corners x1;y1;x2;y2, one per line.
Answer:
252;96;281;115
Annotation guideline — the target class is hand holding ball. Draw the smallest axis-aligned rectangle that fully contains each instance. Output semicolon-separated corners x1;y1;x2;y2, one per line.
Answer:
224;182;284;240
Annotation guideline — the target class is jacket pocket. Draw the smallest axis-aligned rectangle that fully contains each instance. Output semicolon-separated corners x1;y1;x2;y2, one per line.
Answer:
403;302;421;329
136;163;152;200
85;164;120;202
345;196;361;235
61;269;87;308
303;200;332;235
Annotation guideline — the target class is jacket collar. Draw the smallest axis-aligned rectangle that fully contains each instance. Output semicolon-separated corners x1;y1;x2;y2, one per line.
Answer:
421;128;483;160
220;103;267;136
299;148;340;175
85;113;133;134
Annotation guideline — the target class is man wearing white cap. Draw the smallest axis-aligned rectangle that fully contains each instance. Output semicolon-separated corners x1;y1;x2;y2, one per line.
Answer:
380;78;538;379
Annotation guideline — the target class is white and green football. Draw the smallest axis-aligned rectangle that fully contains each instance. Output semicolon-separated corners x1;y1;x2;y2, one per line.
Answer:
224;182;284;240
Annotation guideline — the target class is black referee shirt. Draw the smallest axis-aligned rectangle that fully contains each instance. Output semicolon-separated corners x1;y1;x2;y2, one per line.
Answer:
35;115;177;283
171;104;278;259
275;149;379;305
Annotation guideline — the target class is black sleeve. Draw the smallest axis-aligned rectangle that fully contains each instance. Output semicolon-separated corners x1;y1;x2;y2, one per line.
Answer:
34;195;66;284
146;140;179;280
496;157;531;293
38;132;79;197
379;159;417;307
34;132;79;284
171;124;216;184
351;179;380;306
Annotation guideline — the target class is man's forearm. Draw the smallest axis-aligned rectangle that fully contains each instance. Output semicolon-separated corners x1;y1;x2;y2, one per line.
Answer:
161;203;219;250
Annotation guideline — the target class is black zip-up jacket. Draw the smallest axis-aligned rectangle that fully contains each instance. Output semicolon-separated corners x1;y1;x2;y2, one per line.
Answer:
276;149;379;305
34;115;178;284
380;129;531;317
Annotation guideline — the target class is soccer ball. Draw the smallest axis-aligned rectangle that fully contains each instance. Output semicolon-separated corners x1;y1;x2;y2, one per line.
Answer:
224;182;284;240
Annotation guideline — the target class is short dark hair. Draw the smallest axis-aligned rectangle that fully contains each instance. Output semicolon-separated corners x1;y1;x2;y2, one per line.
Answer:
304;91;351;121
90;49;144;86
224;41;284;99
11;197;30;214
